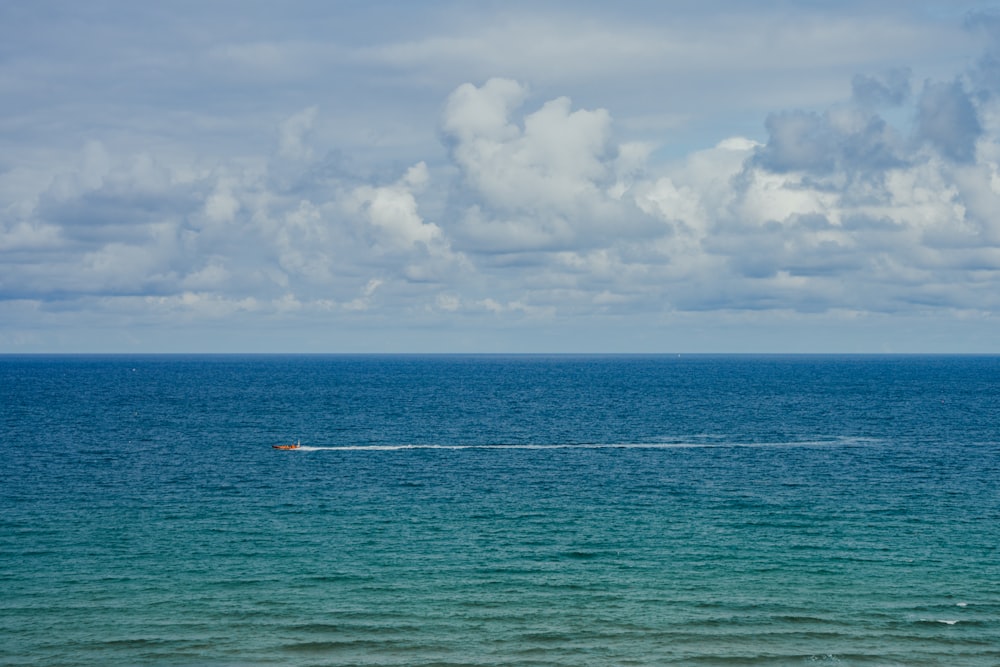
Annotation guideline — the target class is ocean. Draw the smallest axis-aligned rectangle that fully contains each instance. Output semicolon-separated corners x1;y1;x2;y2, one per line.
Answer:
1;354;998;666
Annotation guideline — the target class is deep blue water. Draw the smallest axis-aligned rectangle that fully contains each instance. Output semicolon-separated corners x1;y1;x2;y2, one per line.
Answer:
1;354;999;665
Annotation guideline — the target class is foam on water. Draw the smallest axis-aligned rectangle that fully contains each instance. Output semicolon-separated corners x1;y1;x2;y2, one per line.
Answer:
294;436;879;452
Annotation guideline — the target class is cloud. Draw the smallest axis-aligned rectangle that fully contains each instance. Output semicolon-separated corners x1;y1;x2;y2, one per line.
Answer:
278;106;319;160
852;68;912;108
443;78;617;212
441;78;657;254
753;107;905;175
346;161;468;283
916;79;982;162
350;162;437;250
343;278;383;311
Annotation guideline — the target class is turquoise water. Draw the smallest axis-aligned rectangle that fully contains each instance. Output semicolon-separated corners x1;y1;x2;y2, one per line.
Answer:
2;355;999;665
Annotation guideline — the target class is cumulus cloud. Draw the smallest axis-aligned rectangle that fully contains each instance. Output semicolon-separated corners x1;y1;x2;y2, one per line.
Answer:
443;79;613;211
350;162;438;251
345;161;468;283
441;78;656;254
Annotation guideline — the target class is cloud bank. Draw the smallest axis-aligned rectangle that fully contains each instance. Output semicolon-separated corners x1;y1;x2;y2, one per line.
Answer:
1;3;999;351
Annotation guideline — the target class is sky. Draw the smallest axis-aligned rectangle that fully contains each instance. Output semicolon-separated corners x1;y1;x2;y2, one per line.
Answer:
3;1;1000;353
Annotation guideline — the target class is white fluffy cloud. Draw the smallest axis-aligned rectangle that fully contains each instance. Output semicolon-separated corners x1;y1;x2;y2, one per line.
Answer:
444;79;613;210
441;79;656;255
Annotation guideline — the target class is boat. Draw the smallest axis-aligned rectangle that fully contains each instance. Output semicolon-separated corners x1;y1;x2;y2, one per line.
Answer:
273;440;301;450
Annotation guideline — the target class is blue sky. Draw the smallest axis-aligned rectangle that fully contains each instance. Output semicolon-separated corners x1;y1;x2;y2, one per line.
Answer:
3;1;1000;352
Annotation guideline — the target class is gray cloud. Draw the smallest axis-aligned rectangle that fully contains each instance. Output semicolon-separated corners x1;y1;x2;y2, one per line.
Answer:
852;69;912;108
916;79;982;162
753;108;906;176
755;111;838;174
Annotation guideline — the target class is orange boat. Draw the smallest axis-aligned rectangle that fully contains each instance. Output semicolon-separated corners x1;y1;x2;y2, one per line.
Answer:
273;440;301;450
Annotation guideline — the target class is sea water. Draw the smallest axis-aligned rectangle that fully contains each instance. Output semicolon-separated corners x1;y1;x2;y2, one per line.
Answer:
1;354;998;666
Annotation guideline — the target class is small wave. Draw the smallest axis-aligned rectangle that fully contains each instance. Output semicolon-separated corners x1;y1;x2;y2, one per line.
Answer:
915;618;961;625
